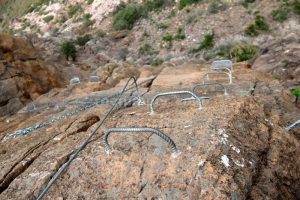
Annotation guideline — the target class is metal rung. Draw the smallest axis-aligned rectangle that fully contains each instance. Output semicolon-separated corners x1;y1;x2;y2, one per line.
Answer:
103;127;180;157
150;90;203;114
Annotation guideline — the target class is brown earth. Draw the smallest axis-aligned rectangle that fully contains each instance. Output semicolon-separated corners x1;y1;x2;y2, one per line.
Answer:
0;34;64;117
0;63;299;199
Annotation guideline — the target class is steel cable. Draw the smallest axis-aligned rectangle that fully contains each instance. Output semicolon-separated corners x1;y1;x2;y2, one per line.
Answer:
36;77;143;200
3;76;154;141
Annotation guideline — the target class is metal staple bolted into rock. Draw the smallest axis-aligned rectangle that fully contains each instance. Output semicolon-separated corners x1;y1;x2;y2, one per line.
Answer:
286;119;300;131
103;127;180;157
150;91;203;114
193;83;228;96
203;71;232;84
182;83;228;102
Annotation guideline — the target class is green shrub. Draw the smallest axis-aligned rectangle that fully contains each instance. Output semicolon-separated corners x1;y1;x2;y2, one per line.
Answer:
291;87;300;103
174;27;186;40
245;15;269;36
240;0;255;8
58;15;67;24
82;14;95;27
113;0;174;30
293;0;300;15
191;34;214;53
144;0;172;11
245;24;259;36
157;23;169;29
61;41;77;61
271;5;290;22
27;0;50;13
43;15;54;23
76;34;92;46
138;43;159;55
208;0;228;14
113;4;144;30
162;34;174;49
151;58;164;66
179;0;202;10
254;15;269;31
230;44;257;61
86;0;94;5
168;10;176;18
68;4;83;17
162;34;174;42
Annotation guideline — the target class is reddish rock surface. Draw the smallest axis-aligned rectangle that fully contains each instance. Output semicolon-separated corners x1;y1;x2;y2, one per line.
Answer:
0;34;64;117
0;63;299;199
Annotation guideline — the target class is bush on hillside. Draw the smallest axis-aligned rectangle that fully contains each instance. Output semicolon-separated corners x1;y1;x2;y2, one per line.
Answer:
61;41;77;61
293;0;300;15
76;34;92;46
43;15;54;23
113;0;174;30
245;15;269;36
151;58;164;66
191;33;214;53
86;0;94;5
68;4;83;17
113;4;145;30
291;87;300;103
230;44;257;62
174;27;186;40
254;15;269;31
161;34;174;49
271;5;291;22
178;0;202;10
138;43;159;55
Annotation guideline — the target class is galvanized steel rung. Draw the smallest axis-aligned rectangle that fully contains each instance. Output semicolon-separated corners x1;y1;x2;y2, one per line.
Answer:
286;119;300;131
150;90;203;113
193;83;228;96
203;72;232;84
103;127;180;157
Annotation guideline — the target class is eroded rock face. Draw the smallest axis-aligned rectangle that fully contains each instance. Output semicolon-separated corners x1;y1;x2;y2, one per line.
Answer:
93;62;140;86
252;33;300;88
0;34;63;117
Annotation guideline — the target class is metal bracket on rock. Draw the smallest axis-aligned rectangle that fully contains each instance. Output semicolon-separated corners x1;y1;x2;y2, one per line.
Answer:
150;90;203;114
286;119;300;131
203;71;232;84
103;127;180;158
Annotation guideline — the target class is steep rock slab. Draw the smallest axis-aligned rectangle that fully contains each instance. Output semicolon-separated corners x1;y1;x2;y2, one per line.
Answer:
0;34;63;117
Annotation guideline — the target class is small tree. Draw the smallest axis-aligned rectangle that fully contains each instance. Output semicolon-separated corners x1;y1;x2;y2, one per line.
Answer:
61;41;77;61
291;87;300;104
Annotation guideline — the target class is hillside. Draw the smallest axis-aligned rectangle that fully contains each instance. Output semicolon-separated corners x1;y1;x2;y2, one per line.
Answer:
0;0;299;88
0;1;299;199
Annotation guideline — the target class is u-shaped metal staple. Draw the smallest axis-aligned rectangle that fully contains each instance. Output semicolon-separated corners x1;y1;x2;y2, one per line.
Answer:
286;119;300;131
150;90;203;114
203;72;232;84
193;83;228;96
103;127;180;158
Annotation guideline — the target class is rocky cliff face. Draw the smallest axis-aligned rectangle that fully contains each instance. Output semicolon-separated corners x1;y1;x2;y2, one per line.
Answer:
0;62;299;199
0;34;64;117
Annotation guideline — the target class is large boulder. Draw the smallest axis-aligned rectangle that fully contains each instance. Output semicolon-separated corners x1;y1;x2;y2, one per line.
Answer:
0;34;63;117
93;62;140;86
